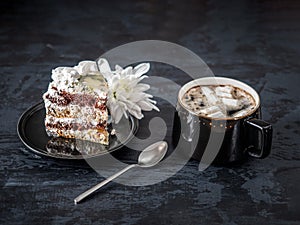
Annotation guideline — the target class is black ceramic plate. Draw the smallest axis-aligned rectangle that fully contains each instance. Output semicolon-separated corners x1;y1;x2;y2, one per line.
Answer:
17;102;138;160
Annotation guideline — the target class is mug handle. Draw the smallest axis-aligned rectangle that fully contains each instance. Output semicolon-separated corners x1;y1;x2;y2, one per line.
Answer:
244;118;273;158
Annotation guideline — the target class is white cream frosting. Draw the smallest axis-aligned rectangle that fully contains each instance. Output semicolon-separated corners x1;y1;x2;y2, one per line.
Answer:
45;115;104;127
49;60;107;97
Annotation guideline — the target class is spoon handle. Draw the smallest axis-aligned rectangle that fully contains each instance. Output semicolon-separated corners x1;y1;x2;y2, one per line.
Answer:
74;164;136;204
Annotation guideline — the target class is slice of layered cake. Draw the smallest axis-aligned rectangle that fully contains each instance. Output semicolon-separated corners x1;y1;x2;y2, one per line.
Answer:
43;61;109;145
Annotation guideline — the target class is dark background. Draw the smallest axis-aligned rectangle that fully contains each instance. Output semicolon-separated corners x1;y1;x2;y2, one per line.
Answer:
1;0;300;224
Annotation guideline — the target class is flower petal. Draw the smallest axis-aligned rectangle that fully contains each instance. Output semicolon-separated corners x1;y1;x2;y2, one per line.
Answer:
135;83;150;92
120;66;132;77
115;64;123;72
97;58;113;81
133;63;150;77
127;76;148;88
114;107;124;123
130;110;144;120
75;61;98;75
137;100;155;111
97;58;111;73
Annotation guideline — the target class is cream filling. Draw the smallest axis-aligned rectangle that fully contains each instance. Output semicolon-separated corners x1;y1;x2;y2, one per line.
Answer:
44;101;108;122
45;115;106;127
46;127;109;145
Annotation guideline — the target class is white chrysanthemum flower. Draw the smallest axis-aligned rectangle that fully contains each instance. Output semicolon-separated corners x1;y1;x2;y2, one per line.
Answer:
97;58;159;123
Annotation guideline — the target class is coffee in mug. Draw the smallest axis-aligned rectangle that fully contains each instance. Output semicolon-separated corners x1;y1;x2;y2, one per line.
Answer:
172;77;273;165
182;84;256;119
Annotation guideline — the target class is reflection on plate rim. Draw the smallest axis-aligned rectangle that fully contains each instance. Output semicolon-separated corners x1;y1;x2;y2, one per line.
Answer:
17;101;139;160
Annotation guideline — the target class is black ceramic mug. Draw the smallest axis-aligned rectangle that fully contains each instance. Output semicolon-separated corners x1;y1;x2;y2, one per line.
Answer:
172;77;273;165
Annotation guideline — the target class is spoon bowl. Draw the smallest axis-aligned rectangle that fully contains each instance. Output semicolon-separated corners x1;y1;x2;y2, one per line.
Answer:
138;141;168;167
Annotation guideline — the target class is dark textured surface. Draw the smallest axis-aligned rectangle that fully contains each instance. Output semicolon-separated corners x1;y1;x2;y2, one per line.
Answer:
1;0;300;224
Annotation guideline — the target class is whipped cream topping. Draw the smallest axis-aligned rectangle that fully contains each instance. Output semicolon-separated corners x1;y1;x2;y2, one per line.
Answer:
48;60;107;97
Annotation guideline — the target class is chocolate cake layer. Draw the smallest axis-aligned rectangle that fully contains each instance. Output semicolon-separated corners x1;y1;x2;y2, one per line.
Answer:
45;118;106;131
44;89;106;108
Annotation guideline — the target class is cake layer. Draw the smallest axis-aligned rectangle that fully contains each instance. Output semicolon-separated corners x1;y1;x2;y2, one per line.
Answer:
44;102;108;123
45;116;106;130
44;87;106;108
46;127;109;145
